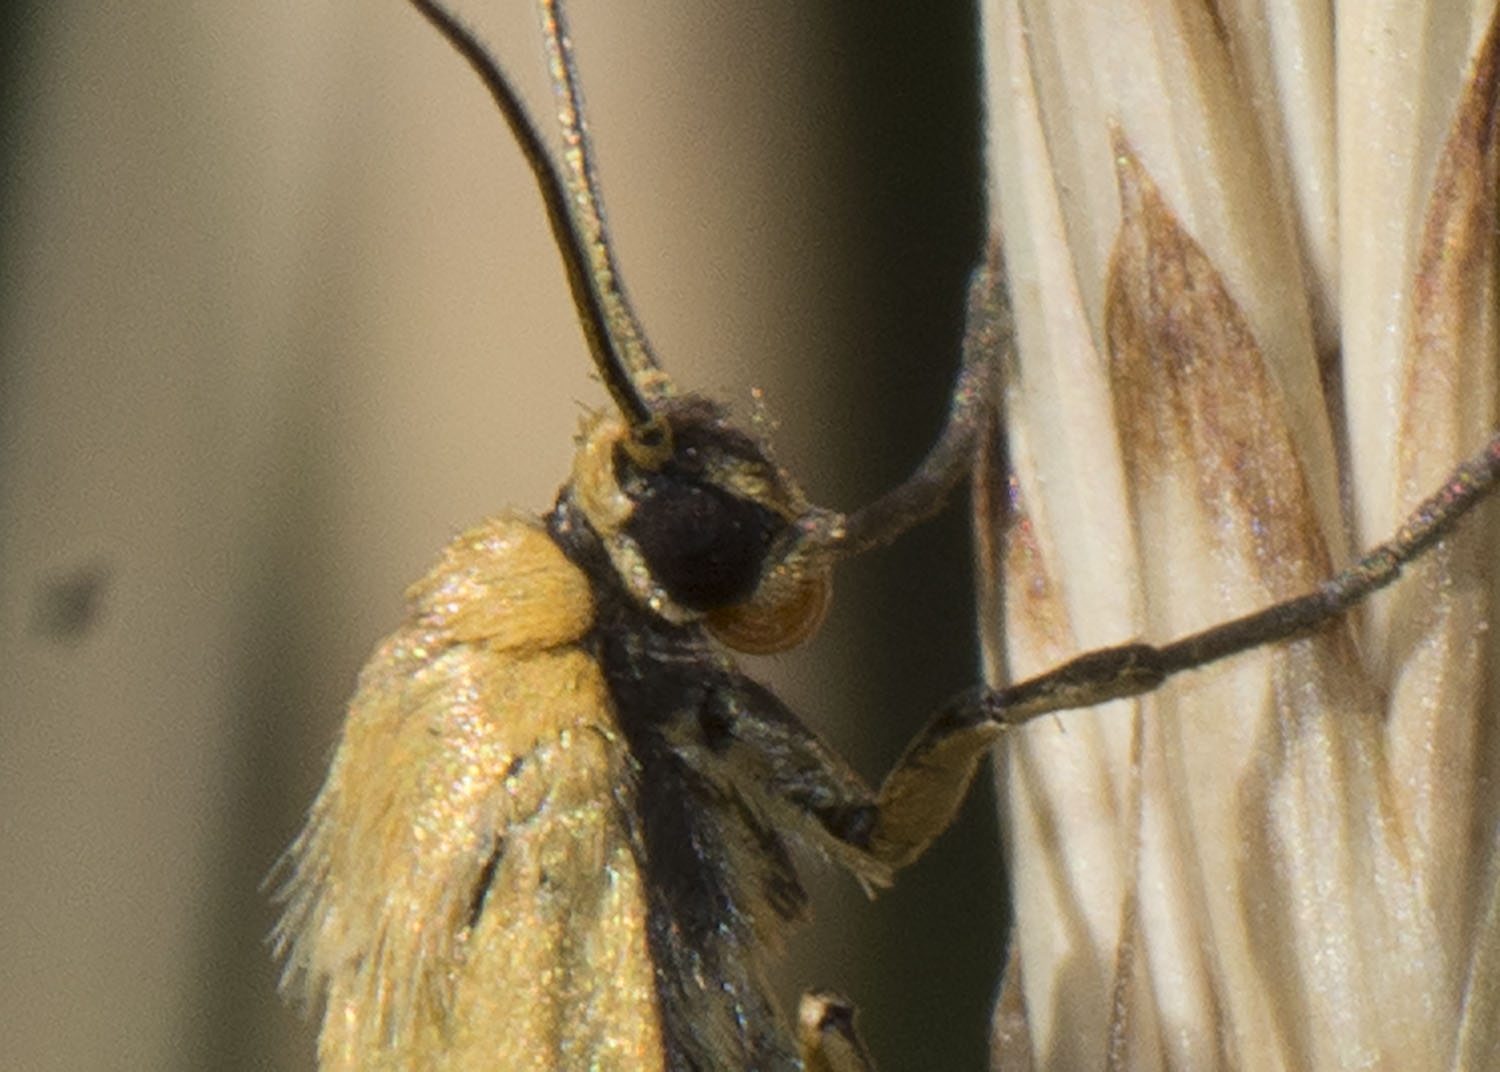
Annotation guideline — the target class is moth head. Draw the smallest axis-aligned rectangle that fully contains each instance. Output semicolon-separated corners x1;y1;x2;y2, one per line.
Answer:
571;396;838;654
403;1;849;653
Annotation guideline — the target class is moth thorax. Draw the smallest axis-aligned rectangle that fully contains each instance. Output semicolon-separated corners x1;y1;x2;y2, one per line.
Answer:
569;396;833;654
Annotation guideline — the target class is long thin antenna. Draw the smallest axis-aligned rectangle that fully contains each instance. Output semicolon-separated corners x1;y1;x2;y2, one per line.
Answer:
538;0;665;390
407;0;655;427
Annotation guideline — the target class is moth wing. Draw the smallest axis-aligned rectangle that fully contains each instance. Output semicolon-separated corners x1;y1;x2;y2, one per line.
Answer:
275;515;663;1070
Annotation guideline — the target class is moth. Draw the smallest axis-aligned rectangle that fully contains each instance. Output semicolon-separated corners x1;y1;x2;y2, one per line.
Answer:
274;1;1500;1069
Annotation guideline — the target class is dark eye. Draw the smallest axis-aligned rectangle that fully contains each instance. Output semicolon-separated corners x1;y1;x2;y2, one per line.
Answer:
624;476;782;611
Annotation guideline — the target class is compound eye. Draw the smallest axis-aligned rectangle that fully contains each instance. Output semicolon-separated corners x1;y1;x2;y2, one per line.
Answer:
624;478;782;612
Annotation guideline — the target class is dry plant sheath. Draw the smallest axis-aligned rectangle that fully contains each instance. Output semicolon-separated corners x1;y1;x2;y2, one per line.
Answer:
274;1;1500;1069
982;2;1500;1069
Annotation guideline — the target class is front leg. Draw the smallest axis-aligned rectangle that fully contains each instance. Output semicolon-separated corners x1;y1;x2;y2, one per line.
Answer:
679;676;1001;1070
865;400;1500;881
867;689;1002;872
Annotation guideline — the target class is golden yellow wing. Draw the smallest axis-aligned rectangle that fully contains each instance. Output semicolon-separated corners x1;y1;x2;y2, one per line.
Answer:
276;515;664;1071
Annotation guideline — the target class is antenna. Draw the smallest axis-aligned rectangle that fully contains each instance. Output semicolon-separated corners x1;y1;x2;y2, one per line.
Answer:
407;0;658;428
538;0;666;391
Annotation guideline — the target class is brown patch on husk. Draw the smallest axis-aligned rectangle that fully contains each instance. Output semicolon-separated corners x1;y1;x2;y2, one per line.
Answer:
1104;138;1330;607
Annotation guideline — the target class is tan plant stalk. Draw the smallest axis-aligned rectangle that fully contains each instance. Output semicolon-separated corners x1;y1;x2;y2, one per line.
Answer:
977;2;1500;1069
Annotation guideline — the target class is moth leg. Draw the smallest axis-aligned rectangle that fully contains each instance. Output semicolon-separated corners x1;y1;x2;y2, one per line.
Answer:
867;689;1001;872
972;423;1500;733
864;422;1500;869
682;672;1000;878
865;421;1500;873
805;259;1011;874
798;991;878;1072
830;256;1009;556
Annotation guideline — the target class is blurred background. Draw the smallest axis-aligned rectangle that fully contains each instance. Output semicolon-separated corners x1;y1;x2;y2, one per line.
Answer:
0;2;1001;1068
